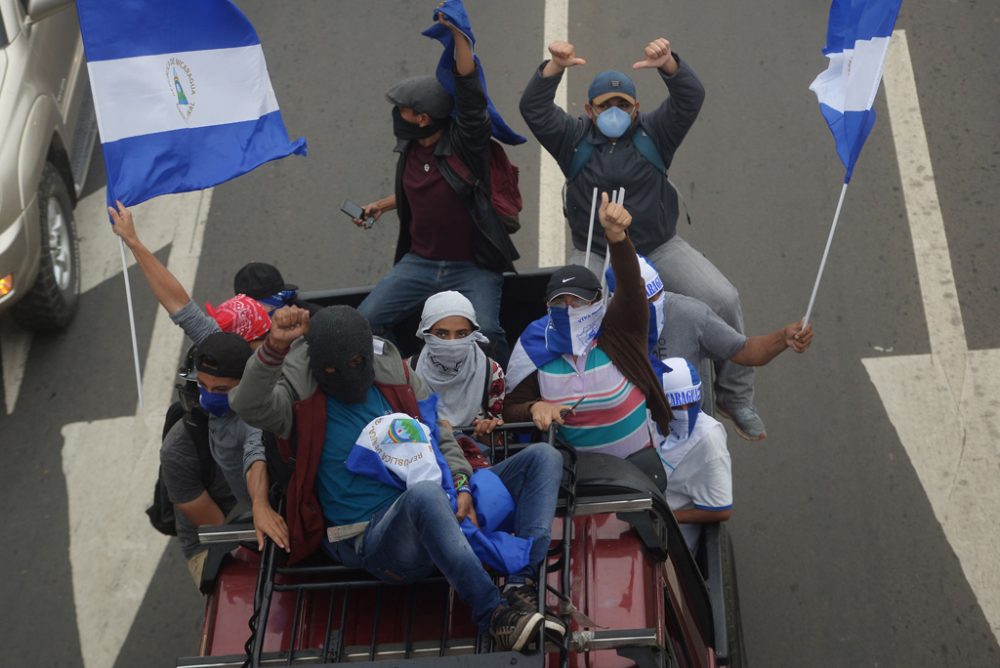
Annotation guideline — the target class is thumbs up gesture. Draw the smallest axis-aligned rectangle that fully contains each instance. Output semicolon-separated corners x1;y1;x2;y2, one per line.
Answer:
598;191;631;243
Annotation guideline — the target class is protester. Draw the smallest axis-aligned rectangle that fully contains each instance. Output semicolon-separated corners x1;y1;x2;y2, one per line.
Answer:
503;193;672;466
229;304;564;651
353;11;518;365
109;203;273;505
160;333;248;585
412;291;504;441
233;261;320;315
656;358;732;553
519;37;764;439
607;256;815;440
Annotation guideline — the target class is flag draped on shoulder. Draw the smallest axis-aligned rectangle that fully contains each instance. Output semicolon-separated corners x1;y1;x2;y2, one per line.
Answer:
76;0;307;206
422;0;526;146
808;0;902;183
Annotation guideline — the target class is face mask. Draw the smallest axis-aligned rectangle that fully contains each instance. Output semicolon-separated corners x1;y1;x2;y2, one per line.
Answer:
595;106;633;139
392;106;447;141
545;299;606;356
306;306;376;404
648;294;665;354
198;387;231;417
423;335;479;375
668;404;700;440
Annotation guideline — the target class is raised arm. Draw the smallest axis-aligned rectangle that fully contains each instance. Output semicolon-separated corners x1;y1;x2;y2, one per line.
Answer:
108;201;190;315
519;41;589;169
632;38;706;162
601;193;648;347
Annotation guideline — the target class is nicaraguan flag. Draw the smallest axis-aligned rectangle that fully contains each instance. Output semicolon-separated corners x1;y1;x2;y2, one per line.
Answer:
77;0;307;206
506;316;560;393
809;0;902;183
423;0;526;145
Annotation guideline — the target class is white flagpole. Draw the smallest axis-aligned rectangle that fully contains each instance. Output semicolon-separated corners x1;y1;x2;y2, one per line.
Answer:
802;182;849;327
118;237;144;408
600;188;625;294
583;187;598;271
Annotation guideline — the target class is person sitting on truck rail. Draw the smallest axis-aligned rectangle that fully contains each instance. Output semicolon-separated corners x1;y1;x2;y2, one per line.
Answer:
656;357;733;553
605;256;815;440
502;193;673;461
229;304;566;652
410;290;505;444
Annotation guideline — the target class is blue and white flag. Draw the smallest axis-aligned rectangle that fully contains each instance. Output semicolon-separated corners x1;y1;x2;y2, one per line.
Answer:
809;0;902;183
505;316;560;393
77;0;307;206
422;0;526;146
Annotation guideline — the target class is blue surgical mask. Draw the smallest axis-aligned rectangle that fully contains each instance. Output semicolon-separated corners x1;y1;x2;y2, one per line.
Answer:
595;106;632;139
198;387;231;417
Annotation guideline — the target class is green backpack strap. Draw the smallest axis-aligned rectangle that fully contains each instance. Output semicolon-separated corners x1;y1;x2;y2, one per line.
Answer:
567;123;667;182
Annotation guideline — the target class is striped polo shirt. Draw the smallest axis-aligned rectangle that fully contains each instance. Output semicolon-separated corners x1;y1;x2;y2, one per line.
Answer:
537;344;652;458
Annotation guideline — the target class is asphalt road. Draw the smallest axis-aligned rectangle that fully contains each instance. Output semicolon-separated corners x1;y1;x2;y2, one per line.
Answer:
0;1;998;666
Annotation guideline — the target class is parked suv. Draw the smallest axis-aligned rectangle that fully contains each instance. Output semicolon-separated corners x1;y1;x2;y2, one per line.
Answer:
0;0;96;330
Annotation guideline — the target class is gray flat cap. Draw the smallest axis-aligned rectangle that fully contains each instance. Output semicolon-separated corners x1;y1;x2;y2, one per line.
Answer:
385;75;453;120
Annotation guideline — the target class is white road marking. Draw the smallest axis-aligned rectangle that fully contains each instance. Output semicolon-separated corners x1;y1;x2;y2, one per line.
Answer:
537;0;568;267
0;317;30;414
863;30;1000;643
61;187;211;668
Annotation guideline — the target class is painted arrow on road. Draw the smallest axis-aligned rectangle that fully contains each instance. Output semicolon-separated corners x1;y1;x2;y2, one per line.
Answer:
863;31;1000;644
61;188;212;668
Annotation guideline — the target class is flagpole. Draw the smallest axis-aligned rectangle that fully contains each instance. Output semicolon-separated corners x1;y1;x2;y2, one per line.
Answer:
583;187;598;271
118;237;144;408
802;182;849;327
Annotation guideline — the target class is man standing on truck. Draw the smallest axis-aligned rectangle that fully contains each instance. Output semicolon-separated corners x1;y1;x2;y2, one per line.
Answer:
519;37;767;441
352;11;518;366
230;304;565;651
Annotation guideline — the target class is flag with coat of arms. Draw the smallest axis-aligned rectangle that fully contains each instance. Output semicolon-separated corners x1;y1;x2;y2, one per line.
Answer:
76;0;307;206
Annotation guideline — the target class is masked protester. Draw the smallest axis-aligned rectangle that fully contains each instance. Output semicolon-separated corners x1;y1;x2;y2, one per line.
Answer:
230;304;565;652
412;291;505;441
518;37;806;441
504;193;674;474
349;11;518;367
655;358;732;553
606;256;816;441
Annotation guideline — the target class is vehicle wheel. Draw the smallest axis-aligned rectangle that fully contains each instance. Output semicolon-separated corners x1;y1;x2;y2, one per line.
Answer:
720;525;748;667
13;163;80;331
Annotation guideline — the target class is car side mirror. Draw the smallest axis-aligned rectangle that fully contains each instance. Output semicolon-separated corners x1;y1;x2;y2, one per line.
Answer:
24;0;73;26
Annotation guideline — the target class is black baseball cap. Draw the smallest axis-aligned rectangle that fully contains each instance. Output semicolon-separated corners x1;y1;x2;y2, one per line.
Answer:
233;262;297;300
195;332;253;380
546;265;602;303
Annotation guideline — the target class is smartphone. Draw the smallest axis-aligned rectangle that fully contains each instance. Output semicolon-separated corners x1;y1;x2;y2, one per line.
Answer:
340;199;375;228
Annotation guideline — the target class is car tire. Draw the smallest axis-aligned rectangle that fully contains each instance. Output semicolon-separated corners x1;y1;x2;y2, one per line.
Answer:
721;525;748;667
13;163;80;331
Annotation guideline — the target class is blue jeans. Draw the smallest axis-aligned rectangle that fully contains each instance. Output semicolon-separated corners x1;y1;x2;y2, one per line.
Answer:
328;443;563;631
571;235;754;409
358;253;509;366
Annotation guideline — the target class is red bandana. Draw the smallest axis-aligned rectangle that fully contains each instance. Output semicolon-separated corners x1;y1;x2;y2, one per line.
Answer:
206;294;271;342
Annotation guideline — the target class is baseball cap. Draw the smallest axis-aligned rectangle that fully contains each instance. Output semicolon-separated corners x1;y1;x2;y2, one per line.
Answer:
546;265;602;303
386;75;454;120
588;70;637;106
233;262;297;300
195;332;253;380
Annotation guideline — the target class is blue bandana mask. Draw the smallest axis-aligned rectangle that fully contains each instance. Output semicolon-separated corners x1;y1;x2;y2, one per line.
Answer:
668;403;700;439
545;299;606;356
595;106;632;139
198;387;231;417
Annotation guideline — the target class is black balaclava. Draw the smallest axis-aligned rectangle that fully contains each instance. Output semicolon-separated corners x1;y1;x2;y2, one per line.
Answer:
305;306;375;403
391;106;448;141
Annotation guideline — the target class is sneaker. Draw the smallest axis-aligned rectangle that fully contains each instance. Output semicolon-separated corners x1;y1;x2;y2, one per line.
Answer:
504;583;568;640
490;605;544;652
715;402;767;441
